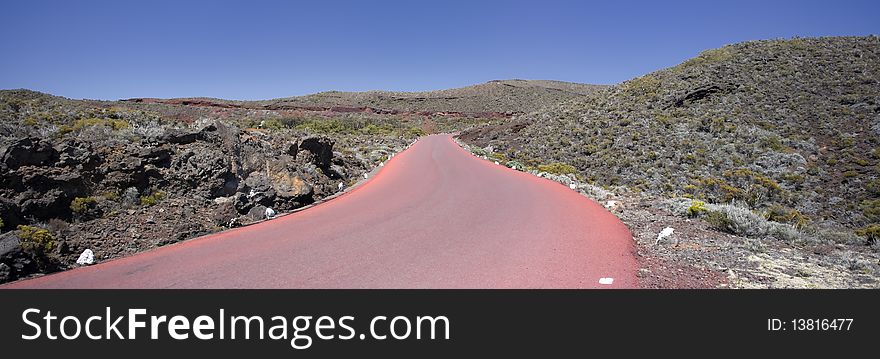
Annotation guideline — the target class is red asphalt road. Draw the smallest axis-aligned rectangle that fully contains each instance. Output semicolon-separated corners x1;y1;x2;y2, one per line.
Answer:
3;135;637;289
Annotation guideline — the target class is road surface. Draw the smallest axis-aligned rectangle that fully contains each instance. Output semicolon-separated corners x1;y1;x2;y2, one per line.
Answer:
3;135;637;288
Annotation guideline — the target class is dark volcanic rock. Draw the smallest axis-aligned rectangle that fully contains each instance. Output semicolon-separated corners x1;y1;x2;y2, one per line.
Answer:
55;140;100;171
160;129;199;145
5;167;88;221
299;136;334;168
135;145;172;167
0;231;41;283
2;138;57;169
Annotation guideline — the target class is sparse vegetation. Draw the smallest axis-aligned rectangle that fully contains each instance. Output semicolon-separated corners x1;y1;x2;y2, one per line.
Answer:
58;117;129;135
17;225;56;253
461;36;880;287
703;203;803;242
139;191;166;206
764;204;809;228
705;210;735;233
537;162;577;176
463;36;880;232
70;196;97;214
686;200;707;217
506;160;525;171
861;199;880;222
856;224;880;245
866;179;880;196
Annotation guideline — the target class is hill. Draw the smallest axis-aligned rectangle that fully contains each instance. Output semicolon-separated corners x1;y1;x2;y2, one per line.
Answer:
463;36;880;232
460;36;880;288
125;79;605;117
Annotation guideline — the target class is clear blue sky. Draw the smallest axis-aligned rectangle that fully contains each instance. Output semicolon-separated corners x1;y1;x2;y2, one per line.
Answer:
1;0;878;100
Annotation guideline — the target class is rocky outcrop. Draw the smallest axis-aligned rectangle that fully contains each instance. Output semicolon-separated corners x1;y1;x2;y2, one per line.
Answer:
0;119;388;283
1;138;58;169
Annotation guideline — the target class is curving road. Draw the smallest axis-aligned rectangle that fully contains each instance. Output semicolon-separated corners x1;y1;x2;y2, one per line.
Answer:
3;135;637;289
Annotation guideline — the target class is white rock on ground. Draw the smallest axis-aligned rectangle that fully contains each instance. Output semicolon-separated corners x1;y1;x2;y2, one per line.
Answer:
76;249;94;265
604;200;618;209
655;227;675;245
265;207;276;219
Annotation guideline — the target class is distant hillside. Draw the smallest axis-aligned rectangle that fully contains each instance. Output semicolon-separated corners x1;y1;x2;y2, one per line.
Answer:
462;36;880;231
125;79;606;117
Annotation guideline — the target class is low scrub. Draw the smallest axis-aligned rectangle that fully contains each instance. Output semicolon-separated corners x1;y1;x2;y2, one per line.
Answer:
140;191;166;206
70;196;97;214
58;117;129;135
705;204;803;241
671;199;806;242
855;224;880;245
537;162;577;176
763;204;809;228
686;200;707;217
17;225;56;253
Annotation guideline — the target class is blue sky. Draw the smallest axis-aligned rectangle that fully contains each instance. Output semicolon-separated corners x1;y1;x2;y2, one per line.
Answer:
0;0;878;100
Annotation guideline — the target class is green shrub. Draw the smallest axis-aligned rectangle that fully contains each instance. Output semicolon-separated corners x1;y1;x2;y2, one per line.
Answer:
70;196;97;214
622;75;661;99
760;135;786;152
0;217;4;229
489;152;508;162
764;204;810;228
705;210;734;233
259;118;289;130
506;160;525;171
17;225;56;253
865;179;880;196
361;123;395;136
697;177;743;203
102;191;120;202
537;162;577;176
22;117;39;127
59;117;129;135
404;126;427;138
140;191;166;206
724;168;780;192
861;199;880;222
855;224;880;245
681;47;734;67
687;200;708;217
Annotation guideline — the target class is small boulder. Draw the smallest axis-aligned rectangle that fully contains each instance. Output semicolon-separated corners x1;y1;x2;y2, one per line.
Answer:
76;249;94;265
655;227;675;245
